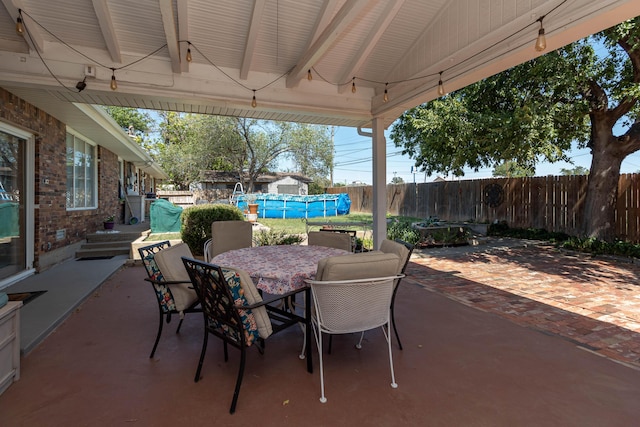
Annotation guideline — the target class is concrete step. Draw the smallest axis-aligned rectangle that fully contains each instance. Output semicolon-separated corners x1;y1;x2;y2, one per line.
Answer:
75;246;131;259
81;241;135;249
86;231;144;243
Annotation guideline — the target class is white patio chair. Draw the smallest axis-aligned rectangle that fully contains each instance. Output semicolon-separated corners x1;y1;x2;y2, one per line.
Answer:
305;252;403;403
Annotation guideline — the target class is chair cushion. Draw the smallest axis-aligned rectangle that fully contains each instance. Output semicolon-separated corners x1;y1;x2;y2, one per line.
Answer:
153;243;199;312
140;248;177;313
380;240;411;274
210;220;253;258
308;231;352;252
316;252;400;281
221;267;273;341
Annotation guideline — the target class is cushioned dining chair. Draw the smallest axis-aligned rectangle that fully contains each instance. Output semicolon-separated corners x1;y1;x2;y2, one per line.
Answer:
378;239;415;350
307;230;353;252
181;257;309;414
306;252;403;403
138;241;200;358
204;220;253;261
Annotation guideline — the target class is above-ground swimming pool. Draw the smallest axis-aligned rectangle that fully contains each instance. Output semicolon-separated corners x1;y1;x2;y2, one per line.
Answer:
236;193;350;219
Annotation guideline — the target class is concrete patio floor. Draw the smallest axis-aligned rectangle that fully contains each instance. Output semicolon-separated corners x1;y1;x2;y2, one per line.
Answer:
1;238;640;426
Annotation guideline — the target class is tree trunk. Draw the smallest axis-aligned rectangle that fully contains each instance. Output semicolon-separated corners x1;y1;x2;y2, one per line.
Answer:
582;125;623;241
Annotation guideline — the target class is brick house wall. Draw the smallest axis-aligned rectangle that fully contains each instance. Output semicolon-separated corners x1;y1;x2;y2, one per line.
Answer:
0;87;121;271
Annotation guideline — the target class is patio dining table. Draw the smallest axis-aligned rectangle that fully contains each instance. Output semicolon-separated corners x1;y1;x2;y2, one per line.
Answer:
211;244;350;295
211;244;350;372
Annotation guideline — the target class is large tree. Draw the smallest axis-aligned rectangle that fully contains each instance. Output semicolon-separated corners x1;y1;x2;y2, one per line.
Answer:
104;106;153;147
390;18;640;241
493;161;534;178
232;118;333;192
107;108;334;191
156;113;238;189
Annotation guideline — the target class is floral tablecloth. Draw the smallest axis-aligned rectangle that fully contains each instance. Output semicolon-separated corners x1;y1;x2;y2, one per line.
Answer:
211;245;349;294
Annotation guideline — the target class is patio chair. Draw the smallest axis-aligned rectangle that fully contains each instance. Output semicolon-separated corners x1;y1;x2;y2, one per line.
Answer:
307;230;353;252
306;252;403;403
138;241;200;358
181;257;309;414
378;239;415;350
204;220;253;262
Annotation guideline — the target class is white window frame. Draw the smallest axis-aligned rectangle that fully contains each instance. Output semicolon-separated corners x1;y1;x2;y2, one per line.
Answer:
66;129;98;211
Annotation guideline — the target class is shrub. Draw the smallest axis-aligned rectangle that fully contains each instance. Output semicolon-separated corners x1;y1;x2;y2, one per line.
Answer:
181;204;245;255
386;218;421;245
253;229;304;246
488;222;570;242
487;222;640;259
561;236;640;258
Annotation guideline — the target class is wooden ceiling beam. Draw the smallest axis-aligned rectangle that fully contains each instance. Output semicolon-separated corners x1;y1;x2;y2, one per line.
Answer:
240;0;266;80
91;0;122;63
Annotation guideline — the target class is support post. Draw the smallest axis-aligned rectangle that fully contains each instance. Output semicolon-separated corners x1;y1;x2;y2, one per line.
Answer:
371;118;387;249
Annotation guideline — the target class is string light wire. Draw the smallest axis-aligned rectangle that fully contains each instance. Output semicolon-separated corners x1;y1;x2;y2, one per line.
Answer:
16;1;568;100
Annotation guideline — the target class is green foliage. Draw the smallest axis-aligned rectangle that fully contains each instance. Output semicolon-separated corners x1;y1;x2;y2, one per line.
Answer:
561;237;640;258
390;18;640;241
104;106;152;136
145;232;181;241
386;218;421;245
236;119;334;192
253;229;304;246
180;204;245;255
422;227;470;246
559;166;589;175
149;114;334;191
493;161;534;177
156;113;239;190
308;181;328;194
487;222;570;242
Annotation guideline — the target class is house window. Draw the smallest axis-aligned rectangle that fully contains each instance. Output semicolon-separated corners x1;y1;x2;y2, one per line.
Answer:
277;184;299;194
66;133;96;209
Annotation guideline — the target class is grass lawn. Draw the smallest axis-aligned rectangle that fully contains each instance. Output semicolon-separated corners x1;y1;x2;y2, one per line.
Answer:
145;232;181;241
145;214;422;245
259;213;375;234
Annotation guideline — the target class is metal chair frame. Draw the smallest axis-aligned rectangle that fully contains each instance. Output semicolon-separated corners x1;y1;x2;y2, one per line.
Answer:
138;241;201;358
181;257;312;414
388;239;415;350
306;274;403;403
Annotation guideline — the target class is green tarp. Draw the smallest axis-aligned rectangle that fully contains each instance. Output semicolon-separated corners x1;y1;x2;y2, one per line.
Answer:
150;199;183;233
0;203;19;238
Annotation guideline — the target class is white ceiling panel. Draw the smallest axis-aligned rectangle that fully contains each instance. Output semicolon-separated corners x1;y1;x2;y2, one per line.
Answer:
0;0;638;130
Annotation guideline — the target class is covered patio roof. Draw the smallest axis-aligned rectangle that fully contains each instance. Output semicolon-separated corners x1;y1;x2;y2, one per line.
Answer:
1;0;639;127
1;0;639;243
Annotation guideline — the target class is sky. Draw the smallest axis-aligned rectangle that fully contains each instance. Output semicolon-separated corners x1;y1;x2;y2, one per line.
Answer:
330;125;640;186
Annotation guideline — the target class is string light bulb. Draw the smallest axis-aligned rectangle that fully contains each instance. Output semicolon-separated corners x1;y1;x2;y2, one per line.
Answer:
16;16;24;35
535;17;546;52
351;77;356;94
437;72;445;96
251;90;257;108
186;43;192;62
383;83;389;103
307;69;312;81
110;69;117;91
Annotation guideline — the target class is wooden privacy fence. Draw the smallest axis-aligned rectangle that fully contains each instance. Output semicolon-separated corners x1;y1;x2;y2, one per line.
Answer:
327;174;640;243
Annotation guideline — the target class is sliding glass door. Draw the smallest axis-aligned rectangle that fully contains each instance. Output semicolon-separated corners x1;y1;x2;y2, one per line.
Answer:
0;125;29;282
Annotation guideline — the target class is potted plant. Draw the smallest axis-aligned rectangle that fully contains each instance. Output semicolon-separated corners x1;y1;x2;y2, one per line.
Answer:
244;194;259;222
103;215;116;230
